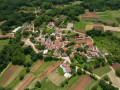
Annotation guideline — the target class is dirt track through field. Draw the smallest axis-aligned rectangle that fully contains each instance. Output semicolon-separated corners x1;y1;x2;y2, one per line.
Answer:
32;60;44;72
38;61;62;80
14;74;35;90
75;75;92;90
0;65;18;86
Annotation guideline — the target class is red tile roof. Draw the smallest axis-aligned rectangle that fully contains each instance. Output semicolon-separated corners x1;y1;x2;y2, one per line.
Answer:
62;63;67;67
41;42;46;45
66;66;70;70
63;47;68;51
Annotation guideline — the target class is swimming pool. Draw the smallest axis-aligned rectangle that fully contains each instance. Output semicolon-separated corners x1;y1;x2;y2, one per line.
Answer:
61;66;66;71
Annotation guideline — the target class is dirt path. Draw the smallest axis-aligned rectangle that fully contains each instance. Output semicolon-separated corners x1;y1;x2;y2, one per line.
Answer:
23;38;38;53
32;60;44;72
14;74;35;90
75;75;92;90
38;61;62;80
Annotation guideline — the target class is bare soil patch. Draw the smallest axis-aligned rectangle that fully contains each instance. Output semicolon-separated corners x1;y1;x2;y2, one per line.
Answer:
32;60;44;72
94;26;104;30
75;75;92;90
75;38;92;43
85;12;98;17
0;65;18;86
81;16;100;20
85;25;93;30
112;64;120;70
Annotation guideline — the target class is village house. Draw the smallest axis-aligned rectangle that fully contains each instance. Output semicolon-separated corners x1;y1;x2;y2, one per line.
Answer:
87;51;99;57
64;41;71;46
79;51;85;56
74;45;79;50
43;49;48;55
88;44;97;51
60;63;71;73
69;53;74;58
53;49;59;56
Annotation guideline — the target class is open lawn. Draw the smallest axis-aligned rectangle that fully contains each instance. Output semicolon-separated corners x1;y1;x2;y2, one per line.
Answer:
33;61;54;76
93;65;111;77
40;77;58;90
48;69;66;86
0;39;9;51
58;67;64;76
74;20;86;30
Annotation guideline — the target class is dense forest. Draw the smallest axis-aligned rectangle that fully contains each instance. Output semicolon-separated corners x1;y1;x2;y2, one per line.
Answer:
0;0;120;34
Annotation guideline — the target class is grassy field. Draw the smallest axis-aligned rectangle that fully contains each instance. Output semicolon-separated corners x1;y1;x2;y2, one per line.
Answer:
33;61;54;76
0;39;9;51
93;65;111;77
85;80;99;90
74;20;86;30
40;77;58;90
57;67;64;76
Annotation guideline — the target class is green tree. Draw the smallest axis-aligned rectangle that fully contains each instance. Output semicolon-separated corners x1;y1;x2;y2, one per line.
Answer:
77;68;83;75
115;69;120;77
35;81;41;88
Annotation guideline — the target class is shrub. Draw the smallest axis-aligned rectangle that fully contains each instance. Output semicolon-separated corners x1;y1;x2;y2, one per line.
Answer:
77;68;83;75
115;69;120;77
20;75;24;80
35;81;41;88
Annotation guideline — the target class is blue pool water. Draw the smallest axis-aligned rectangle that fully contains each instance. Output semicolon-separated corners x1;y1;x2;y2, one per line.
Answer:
62;66;66;71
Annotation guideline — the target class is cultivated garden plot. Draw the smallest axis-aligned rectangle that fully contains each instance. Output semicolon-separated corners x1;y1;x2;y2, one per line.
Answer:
32;60;44;72
68;75;84;90
14;74;35;90
75;75;92;90
38;61;63;80
0;65;22;87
